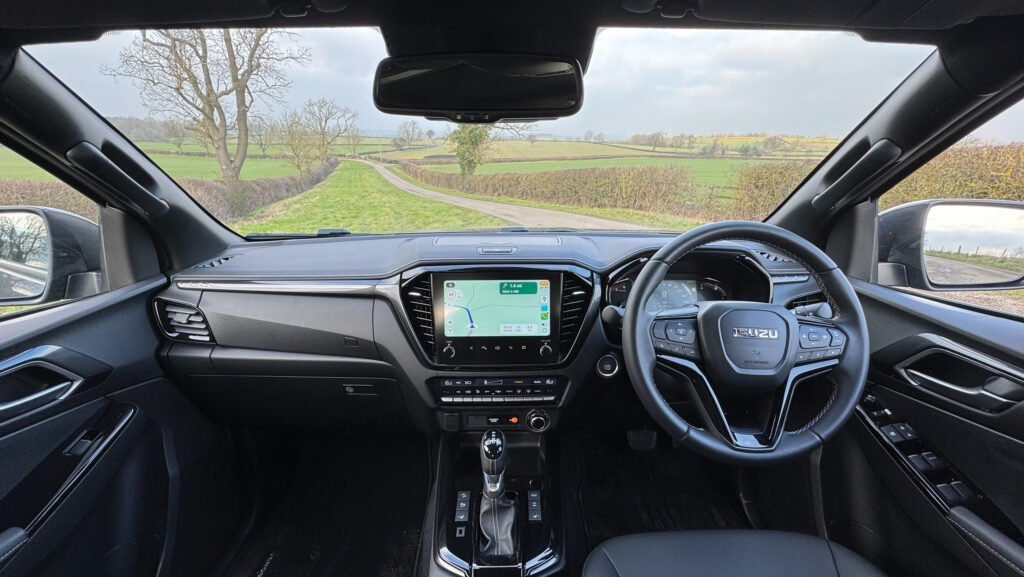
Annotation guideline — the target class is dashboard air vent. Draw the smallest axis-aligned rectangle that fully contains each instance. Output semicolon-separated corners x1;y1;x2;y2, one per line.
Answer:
402;275;435;355
559;273;593;354
154;299;214;343
195;255;236;268
754;249;792;264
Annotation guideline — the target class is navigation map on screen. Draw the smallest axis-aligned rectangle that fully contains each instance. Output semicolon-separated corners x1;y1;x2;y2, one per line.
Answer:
442;279;551;337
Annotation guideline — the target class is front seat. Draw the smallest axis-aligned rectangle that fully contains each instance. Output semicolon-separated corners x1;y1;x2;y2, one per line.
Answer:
583;531;886;577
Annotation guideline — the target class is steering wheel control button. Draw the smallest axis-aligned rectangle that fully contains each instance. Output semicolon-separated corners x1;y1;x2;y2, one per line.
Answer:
796;351;811;363
652;321;669;340
596;354;620;377
827;328;846;347
799;326;830;349
666;320;697;344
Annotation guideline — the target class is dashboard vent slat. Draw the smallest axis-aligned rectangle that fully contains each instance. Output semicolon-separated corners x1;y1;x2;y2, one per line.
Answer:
559;273;593;355
154;299;214;343
402;275;435;357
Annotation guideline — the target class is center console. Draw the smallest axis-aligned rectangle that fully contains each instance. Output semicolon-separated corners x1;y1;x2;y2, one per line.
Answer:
401;266;596;433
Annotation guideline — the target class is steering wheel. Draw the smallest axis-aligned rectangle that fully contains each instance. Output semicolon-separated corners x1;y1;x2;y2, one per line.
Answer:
622;221;869;465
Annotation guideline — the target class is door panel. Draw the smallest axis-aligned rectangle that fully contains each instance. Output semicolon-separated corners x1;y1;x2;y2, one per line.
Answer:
0;277;242;577
826;278;1024;577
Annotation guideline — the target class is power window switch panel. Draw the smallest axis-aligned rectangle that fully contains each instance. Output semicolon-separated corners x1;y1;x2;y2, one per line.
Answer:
894;423;918;441
879;424;905;443
908;454;930;472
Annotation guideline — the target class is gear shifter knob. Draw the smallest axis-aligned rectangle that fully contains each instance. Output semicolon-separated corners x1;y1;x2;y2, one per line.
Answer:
480;429;507;499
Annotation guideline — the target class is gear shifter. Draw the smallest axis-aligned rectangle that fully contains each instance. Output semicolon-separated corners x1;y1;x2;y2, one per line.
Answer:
478;430;517;561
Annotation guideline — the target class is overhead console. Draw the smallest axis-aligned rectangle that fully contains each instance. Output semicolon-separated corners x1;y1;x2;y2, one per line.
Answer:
400;265;595;369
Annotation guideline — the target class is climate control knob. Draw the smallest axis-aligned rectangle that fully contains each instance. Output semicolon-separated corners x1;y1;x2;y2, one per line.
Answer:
538;343;553;357
442;344;456;359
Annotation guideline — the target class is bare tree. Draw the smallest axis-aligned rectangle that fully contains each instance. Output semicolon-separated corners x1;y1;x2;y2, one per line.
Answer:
395;120;422;149
161;118;187;153
527;133;538;146
301;98;357;163
277;110;320;176
584;129;595;142
249;114;276;155
106;29;310;181
346;125;364;155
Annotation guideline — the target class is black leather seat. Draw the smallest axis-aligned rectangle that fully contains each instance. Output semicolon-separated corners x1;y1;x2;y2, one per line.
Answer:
583;530;886;577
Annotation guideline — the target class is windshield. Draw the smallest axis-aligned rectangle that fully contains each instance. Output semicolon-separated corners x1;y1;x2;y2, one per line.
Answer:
28;29;933;235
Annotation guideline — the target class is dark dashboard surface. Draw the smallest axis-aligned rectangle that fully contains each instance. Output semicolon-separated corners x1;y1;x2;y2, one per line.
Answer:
156;231;830;433
173;232;808;281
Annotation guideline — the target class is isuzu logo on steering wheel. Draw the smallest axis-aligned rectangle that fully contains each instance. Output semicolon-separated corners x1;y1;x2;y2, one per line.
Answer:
732;327;779;339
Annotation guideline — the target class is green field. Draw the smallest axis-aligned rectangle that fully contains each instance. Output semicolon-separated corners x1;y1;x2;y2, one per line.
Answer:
380;140;624;161
422;156;760;188
232;160;508;235
386;165;703;231
0;146;299;181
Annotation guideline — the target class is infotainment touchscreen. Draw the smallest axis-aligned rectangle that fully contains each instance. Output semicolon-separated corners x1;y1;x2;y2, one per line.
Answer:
443;279;551;337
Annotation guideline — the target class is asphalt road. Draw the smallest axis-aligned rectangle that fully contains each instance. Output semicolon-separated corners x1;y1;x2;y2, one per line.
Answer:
357;159;649;231
924;255;1022;285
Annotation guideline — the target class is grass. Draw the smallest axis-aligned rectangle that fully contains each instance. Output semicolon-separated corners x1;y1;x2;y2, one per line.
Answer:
386;165;703;231
422;156;760;188
925;250;1024;274
231;160;509;235
0;147;299;181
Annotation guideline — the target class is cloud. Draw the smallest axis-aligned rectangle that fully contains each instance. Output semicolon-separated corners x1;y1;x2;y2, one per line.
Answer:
24;27;1020;143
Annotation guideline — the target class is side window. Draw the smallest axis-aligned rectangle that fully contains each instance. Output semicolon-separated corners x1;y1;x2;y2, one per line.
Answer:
0;146;104;319
876;102;1024;318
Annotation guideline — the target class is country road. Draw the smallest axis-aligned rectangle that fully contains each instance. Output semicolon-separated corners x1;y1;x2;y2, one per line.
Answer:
924;255;1023;285
355;159;649;231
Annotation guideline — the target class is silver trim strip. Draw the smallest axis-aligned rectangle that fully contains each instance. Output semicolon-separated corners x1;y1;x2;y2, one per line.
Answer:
176;280;378;295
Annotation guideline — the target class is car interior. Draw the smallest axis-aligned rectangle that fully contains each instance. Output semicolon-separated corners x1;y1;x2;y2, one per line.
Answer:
1;1;1024;577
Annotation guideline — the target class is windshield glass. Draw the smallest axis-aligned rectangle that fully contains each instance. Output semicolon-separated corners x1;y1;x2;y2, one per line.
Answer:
28;29;933;235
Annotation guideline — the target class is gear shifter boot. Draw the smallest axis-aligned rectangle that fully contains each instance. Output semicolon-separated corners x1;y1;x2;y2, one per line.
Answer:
479;494;517;560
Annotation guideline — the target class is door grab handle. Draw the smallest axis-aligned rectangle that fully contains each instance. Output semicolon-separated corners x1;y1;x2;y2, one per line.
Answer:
903;369;1015;412
0;381;75;422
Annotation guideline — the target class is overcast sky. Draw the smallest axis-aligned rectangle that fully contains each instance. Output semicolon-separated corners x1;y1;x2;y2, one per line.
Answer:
27;28;1024;141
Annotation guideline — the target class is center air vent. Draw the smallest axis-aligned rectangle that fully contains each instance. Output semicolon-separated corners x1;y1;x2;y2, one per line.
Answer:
559;273;593;356
402;275;435;356
154;299;214;343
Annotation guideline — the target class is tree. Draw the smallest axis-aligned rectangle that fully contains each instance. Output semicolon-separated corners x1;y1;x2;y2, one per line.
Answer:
527;133;538;146
346;126;364;155
277;110;320;176
594;133;604;143
248;114;275;155
649;132;666;151
584;130;595;142
106;29;310;182
300;98;357;163
425;129;436;144
161;118;187;153
395;120;422;149
448;125;492;176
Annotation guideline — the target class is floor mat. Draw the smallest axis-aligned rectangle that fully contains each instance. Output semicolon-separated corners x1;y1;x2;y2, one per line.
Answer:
577;436;745;549
225;435;429;577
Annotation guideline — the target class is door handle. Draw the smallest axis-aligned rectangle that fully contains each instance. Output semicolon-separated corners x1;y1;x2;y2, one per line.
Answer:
0;346;89;422
0;380;76;422
902;369;1016;412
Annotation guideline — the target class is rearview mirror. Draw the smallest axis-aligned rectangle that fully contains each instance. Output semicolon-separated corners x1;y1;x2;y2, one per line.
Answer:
373;54;583;123
0;207;103;306
878;200;1024;291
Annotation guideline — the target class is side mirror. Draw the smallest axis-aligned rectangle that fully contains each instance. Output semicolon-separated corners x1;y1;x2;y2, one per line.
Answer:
0;207;102;306
878;200;1024;291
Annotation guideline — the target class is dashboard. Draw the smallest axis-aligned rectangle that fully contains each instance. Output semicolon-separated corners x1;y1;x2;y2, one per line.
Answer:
154;232;825;434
